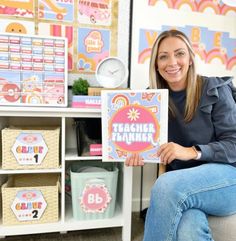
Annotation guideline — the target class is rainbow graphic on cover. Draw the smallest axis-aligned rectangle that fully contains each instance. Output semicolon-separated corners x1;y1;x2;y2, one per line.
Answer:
101;89;168;163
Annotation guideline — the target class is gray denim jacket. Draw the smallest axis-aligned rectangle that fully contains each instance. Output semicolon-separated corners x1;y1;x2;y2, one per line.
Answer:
198;76;236;165
169;76;236;170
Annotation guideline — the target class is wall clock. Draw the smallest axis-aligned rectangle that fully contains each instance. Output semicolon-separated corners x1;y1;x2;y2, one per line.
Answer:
95;57;129;88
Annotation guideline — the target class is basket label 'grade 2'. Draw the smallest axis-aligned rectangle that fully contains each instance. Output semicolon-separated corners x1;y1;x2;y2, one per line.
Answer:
11;190;47;221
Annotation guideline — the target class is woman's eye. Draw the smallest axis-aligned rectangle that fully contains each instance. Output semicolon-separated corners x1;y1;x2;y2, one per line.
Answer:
159;55;167;60
176;51;185;57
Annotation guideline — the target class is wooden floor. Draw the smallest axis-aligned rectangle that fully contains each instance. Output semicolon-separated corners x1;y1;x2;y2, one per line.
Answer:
4;213;144;241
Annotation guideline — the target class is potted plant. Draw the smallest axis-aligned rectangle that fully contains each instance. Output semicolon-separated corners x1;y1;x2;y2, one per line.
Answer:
72;78;90;95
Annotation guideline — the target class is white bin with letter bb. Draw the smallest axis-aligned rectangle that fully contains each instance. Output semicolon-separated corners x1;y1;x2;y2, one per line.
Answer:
70;161;118;220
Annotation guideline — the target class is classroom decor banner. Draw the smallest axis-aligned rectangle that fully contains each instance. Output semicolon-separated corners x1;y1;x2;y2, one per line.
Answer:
0;0;119;77
101;89;168;163
130;0;236;89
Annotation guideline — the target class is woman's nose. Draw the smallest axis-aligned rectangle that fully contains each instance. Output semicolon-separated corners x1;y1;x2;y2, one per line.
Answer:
168;55;177;65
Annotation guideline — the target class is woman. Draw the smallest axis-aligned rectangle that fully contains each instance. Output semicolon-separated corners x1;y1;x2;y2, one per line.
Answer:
125;29;236;241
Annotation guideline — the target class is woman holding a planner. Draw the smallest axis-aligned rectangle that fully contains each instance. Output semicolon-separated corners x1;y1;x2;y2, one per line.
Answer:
125;29;236;241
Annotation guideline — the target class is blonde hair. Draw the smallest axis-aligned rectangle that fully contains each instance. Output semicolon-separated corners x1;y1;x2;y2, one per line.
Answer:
149;29;203;122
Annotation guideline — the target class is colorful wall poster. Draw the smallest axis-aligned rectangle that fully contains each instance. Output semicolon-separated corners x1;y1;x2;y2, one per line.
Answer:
138;26;236;70
0;0;34;18
78;0;112;26
0;19;35;35
101;89;168;163
38;23;74;71
0;1;35;35
148;0;236;16
38;0;74;22
77;27;110;73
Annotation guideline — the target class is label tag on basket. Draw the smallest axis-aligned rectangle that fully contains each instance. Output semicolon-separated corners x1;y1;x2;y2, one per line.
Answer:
11;133;48;165
11;190;47;221
80;183;111;213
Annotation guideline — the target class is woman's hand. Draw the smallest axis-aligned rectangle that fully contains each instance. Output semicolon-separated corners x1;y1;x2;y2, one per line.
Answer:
157;142;197;165
125;153;144;167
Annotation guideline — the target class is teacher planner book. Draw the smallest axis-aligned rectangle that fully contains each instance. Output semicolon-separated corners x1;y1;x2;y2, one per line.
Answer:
101;89;168;163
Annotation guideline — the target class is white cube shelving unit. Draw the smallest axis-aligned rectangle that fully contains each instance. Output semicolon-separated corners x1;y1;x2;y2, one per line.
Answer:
0;106;133;241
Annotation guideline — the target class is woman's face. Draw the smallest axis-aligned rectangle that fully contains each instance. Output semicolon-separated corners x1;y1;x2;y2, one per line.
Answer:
156;36;192;91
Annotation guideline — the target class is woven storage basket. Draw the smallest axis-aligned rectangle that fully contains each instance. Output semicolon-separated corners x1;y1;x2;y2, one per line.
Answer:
2;174;59;225
2;127;60;170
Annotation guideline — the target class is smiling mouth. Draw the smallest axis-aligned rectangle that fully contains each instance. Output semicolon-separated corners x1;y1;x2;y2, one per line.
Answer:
166;68;180;74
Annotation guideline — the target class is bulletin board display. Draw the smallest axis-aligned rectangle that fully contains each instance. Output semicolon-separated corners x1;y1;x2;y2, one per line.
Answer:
0;32;68;107
0;0;120;85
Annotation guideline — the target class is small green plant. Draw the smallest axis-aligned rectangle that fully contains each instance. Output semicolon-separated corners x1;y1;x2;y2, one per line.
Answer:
72;78;90;95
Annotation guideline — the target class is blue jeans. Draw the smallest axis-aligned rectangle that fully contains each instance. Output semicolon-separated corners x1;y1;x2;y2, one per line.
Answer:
143;163;236;241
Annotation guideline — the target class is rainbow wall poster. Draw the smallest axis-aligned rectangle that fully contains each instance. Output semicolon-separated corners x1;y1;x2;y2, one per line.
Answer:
148;0;236;16
138;26;236;70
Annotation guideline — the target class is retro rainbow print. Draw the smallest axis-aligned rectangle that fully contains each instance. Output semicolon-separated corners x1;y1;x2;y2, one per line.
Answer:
148;0;236;15
138;26;236;71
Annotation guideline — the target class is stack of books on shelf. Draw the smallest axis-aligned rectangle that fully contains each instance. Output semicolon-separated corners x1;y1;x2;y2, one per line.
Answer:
71;87;103;109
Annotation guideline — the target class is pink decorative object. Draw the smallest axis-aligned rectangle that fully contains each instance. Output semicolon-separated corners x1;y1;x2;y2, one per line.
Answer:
72;96;101;108
80;183;111;213
90;144;102;156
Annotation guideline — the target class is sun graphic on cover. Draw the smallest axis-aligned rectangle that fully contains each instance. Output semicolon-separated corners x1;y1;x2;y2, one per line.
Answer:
127;108;140;121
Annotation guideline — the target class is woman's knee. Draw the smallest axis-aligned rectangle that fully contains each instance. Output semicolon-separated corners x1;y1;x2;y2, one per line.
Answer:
151;171;184;200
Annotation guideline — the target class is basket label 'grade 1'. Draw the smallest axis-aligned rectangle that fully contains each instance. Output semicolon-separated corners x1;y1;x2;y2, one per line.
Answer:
11;133;48;165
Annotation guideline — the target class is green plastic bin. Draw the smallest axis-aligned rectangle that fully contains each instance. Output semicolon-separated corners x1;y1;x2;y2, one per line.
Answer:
70;162;118;220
